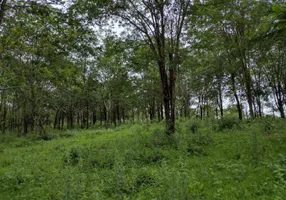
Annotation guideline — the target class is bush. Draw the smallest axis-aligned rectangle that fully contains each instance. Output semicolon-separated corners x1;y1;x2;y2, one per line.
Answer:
134;171;156;189
213;117;240;132
189;120;199;134
174;133;212;156
269;154;286;185
147;128;170;147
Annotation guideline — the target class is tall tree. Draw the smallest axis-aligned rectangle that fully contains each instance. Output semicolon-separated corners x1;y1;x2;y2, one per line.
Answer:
108;0;192;134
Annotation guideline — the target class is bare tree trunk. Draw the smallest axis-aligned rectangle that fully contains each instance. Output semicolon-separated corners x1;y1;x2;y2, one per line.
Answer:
231;73;243;120
2;101;7;134
273;84;285;118
218;85;223;118
24;117;28;135
61;112;64;130
0;0;7;24
158;60;175;134
92;109;97;125
117;105;120;125
86;100;89;129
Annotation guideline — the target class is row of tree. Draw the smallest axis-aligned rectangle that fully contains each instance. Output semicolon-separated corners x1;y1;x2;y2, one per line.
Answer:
0;0;285;135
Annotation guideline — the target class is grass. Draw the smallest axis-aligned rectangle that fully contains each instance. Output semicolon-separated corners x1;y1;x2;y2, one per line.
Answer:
0;118;286;199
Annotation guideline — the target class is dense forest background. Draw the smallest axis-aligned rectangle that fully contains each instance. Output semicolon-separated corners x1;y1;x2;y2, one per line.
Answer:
0;0;286;135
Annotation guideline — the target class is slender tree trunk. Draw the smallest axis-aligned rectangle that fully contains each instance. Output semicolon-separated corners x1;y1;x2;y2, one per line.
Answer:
273;84;285;118
122;108;125;123
256;98;262;118
61;112;64;130
218;86;223;118
199;95;203;120
117;105;120;125
145;108;149;130
24;117;28;134
77;113;80;128
2;102;7;134
184;99;188;118
54;110;58;129
243;62;254;118
0;0;7;24
86;101;89;129
93;109;97;125
99;106;103;126
70;107;74;129
0;90;6;134
157;105;160;121
105;110;109;130
231;73;243;120
113;108;117;128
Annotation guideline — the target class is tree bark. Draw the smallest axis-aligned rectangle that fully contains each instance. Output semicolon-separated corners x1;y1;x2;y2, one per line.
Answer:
231;73;243;120
0;0;7;24
92;109;97;125
158;60;175;134
273;84;285;118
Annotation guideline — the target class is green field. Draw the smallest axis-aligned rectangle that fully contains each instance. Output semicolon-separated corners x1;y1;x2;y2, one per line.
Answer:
1;119;286;200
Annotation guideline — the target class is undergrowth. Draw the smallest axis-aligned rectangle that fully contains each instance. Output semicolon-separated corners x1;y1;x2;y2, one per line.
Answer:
0;119;286;199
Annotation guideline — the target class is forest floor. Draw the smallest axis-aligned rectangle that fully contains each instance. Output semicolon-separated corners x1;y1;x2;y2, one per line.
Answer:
0;118;286;199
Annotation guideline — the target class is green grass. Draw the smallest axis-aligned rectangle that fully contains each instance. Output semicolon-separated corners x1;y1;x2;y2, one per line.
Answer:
0;119;286;199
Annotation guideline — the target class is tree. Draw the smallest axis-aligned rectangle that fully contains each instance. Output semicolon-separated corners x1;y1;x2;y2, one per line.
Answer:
107;0;192;134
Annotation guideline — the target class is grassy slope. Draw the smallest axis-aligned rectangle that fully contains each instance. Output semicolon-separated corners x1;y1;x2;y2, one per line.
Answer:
0;119;286;200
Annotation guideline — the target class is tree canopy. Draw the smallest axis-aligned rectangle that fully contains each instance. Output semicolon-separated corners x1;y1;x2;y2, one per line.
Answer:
0;0;286;135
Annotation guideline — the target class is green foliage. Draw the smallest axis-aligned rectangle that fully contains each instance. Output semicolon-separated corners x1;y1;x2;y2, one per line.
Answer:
269;154;286;185
213;117;240;132
1;116;286;199
189;119;200;134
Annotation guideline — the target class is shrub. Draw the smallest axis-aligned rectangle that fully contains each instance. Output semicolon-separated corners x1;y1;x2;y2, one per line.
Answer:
269;154;286;185
134;171;156;189
63;146;82;166
189;120;199;134
214;117;240;132
147;128;170;147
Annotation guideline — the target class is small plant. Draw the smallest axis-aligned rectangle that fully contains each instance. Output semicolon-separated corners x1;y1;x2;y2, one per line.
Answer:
262;118;275;135
269;154;286;185
188;181;205;199
64;146;82;165
189;120;199;134
134;171;156;189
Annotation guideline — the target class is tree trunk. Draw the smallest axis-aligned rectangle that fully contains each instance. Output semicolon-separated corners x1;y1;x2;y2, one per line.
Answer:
105;111;109;130
24;117;28;134
273;84;285;118
86;101;89;129
218;86;223;118
199;96;203;120
122;108;125;123
117;105;120;125
113;108;117;128
61;112;64;130
158;60;175;134
231;73;243;120
184;100;188;118
93;109;97;125
242;60;254;118
2;102;7;134
0;0;7;24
